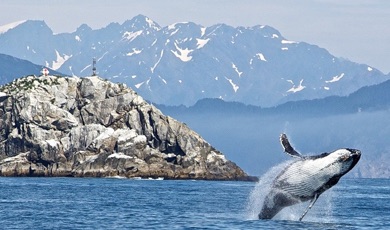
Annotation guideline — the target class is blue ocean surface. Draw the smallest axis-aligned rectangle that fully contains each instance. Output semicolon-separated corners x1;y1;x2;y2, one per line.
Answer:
0;176;389;229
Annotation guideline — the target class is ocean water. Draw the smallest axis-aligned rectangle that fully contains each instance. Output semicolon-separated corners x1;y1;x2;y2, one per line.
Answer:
0;176;389;229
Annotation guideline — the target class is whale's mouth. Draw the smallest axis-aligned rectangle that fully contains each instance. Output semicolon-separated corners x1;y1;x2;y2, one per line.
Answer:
351;149;361;159
346;149;361;157
352;149;361;155
340;149;361;162
348;149;361;168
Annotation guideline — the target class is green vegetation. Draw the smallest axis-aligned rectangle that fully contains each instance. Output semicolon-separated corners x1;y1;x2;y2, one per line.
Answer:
0;75;61;94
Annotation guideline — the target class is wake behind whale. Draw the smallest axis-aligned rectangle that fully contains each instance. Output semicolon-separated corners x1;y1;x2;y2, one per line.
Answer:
247;134;361;221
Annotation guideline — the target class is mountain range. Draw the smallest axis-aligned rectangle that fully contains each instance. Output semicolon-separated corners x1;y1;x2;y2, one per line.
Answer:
157;78;390;118
0;15;388;107
0;15;389;178
156;79;390;178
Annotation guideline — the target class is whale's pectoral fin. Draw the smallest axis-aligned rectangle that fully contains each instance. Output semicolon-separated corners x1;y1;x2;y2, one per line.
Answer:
299;193;319;221
280;133;303;158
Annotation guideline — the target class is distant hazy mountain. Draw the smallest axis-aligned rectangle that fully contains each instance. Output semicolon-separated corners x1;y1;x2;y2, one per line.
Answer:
0;53;62;85
156;79;390;178
0;15;388;106
158;77;390;117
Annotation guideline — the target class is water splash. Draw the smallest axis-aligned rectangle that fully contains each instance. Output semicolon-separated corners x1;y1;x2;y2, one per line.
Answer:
245;160;335;222
245;160;292;220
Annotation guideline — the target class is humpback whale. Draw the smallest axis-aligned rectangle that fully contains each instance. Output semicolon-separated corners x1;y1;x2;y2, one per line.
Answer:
258;134;361;221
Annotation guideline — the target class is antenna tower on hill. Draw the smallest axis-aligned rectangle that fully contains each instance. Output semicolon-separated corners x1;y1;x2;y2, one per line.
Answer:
92;58;97;76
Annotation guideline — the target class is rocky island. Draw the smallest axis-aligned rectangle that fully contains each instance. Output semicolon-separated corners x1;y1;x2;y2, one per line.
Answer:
0;75;252;180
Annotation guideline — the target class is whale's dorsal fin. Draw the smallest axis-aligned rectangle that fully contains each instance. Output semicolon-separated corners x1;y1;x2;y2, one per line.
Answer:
280;133;303;158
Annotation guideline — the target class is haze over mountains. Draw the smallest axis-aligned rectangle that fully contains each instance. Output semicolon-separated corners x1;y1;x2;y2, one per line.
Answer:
156;79;390;177
159;77;390;117
0;15;388;107
1;15;389;178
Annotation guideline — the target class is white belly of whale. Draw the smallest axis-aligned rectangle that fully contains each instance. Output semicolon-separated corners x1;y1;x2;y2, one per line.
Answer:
276;155;353;198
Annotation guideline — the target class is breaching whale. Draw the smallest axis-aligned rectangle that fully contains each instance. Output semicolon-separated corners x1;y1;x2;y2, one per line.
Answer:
258;133;361;221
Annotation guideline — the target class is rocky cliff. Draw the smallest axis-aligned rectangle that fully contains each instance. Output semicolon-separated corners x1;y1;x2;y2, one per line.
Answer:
0;75;250;180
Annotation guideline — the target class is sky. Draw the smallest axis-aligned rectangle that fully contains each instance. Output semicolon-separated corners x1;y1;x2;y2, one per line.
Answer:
1;0;389;73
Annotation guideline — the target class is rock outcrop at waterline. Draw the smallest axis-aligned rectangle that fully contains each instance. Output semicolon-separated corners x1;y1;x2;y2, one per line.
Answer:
0;75;250;180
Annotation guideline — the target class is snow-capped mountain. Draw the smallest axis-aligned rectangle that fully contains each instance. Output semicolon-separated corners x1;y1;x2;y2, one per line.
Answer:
0;15;387;106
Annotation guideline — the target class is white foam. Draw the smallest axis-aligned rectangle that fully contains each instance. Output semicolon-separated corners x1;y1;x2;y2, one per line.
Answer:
106;175;127;179
246;161;292;220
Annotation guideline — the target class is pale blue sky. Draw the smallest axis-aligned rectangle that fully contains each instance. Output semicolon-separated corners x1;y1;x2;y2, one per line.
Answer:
1;0;389;73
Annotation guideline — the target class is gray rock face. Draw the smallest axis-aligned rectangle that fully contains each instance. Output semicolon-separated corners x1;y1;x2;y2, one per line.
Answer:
0;75;250;180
